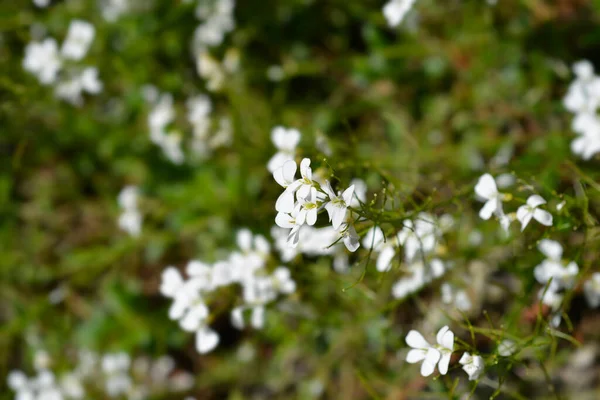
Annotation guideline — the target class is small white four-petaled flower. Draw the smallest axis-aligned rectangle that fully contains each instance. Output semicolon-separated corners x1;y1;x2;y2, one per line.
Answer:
405;326;454;377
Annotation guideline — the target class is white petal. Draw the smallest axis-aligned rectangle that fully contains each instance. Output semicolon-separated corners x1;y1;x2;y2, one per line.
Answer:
527;194;546;208
421;348;441;377
436;326;453;349
533;209;553;227
195;327;219;354
376;246;395;272
406;330;429;349
538;239;562;260
438;353;451;375
275;190;295;213
342;185;355;205
300;158;311;180
306;208;317;226
406;349;427;363
479;198;497;220
331;207;346;230
275;212;295;229
475;174;498;200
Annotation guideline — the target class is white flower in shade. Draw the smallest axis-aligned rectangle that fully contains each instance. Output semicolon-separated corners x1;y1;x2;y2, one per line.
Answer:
267;126;301;172
102;353;132;397
534;240;578;291
459;353;484;381
397;214;437;262
441;283;472;312
195;326;220;354
405;326;454;377
61;20;95;61
117;186;142;237
516;195;553;231
272;267;296;294
583;273;600;308
382;0;416;27
497;340;517;357
23;38;62;85
339;223;360;252
474;173;505;220
322;181;354;230
34;0;51;7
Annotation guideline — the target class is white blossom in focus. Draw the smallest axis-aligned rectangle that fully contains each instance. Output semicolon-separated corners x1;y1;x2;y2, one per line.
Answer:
459;352;484;381
405;326;454;377
516;195;553;231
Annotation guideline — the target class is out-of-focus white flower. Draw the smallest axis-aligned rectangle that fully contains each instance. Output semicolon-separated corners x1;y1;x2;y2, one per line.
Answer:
195;326;220;354
459;352;484;381
23;38;62;85
516;195;553;231
584;273;600;308
383;0;417;28
497;340;517;357
405;326;454;377
534;239;578;292
117;186;142;237
398;214;438;262
440;283;472;312
33;0;51;7
102;353;132;397
267;126;301;173
61;20;95;61
101;0;129;22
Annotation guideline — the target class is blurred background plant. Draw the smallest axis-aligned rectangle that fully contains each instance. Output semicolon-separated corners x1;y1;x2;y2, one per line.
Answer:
1;0;599;399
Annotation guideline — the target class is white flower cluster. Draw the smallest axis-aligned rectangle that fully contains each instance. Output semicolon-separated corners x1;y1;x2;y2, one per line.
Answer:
563;60;600;160
273;158;360;253
192;0;235;55
475;173;553;233
382;0;417;28
7;350;193;400
117;185;142;237
23;20;102;106
160;229;296;354
145;88;232;164
534;239;579;326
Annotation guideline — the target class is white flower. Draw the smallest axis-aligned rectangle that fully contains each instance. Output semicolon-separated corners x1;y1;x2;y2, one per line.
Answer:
102;353;132;397
516;195;553;231
339;223;360;252
267;126;301;172
497;340;517;357
272;267;296;294
61;20;95;61
322;182;354;230
583;273;600;308
117;186;142;237
397;214;437;262
295;186;321;226
534;239;578;291
405;326;454;377
23;38;62;85
440;283;472;312
474;173;505;220
459;353;484;381
382;0;416;27
195;326;220;354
